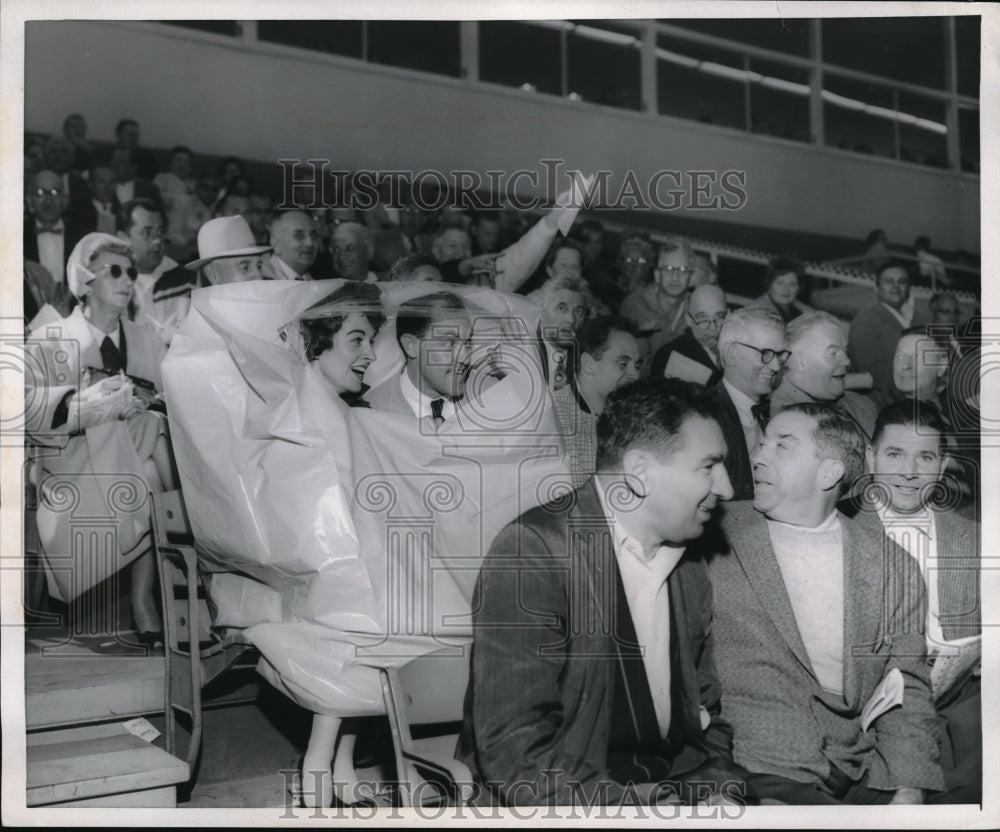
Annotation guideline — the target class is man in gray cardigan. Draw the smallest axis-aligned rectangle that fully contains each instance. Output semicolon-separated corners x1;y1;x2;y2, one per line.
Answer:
706;402;943;804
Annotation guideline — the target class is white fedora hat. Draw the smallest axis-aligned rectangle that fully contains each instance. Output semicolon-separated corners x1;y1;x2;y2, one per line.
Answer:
186;215;272;270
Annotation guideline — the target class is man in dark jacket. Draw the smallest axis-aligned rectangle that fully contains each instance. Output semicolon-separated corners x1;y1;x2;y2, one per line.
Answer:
460;379;749;807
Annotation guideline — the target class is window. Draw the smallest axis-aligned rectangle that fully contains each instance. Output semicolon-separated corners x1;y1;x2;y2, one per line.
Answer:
954;16;980;98
367;21;461;78
566;21;641;110
257;21;363;59
823;75;897;160
958;108;979;174
479;21;562;95
160;20;239;37
822;17;947;90
747;58;810;143
656;34;746;130
666;18;811;57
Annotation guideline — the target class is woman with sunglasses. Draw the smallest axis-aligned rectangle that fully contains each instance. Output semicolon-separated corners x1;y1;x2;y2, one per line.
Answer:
25;232;176;645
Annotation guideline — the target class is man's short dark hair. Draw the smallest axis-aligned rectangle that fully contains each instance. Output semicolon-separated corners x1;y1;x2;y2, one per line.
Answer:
169;145;193;161
779;402;867;496
470;210;502;227
300;281;385;362
575;218;604;238
872;399;947;451
576;316;636;372
394;291;467;353
219;155;245;176
115;118;138;137
596;379;719;472
117;198;163;233
875;258;912;282
914;235;932;251
389;253;439;282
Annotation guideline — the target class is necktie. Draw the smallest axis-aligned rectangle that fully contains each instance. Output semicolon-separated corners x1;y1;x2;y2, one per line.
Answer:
100;336;123;374
37;224;63;235
430;397;445;428
751;398;770;431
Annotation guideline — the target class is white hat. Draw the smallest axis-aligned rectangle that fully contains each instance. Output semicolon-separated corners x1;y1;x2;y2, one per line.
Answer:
186;216;271;270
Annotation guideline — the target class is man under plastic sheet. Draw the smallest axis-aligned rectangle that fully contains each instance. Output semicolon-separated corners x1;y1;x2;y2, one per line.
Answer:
160;277;573;794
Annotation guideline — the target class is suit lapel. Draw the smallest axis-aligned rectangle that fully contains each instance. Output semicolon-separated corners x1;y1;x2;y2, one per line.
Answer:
727;509;817;679
840;515;884;709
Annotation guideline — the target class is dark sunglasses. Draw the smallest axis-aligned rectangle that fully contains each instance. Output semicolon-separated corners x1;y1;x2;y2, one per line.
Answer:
96;263;138;281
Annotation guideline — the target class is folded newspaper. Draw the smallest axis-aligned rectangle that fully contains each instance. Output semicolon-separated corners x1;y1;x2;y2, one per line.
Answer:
931;634;981;705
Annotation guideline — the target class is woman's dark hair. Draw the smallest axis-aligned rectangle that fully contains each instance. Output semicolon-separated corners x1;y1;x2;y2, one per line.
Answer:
300;281;385;362
765;254;805;287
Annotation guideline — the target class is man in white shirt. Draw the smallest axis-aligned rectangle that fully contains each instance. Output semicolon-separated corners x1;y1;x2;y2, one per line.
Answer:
117;199;196;344
23;169;87;287
708;306;787;499
848;260;925;394
261;210;320;281
460;379;749;807
331;221;379;283
707;402;943;804
859;398;980;803
365;290;471;426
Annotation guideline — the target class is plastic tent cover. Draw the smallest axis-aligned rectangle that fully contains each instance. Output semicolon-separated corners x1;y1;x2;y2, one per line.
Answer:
162;278;572;716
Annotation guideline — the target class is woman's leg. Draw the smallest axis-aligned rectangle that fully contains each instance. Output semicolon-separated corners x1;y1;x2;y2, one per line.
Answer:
302;714;340;808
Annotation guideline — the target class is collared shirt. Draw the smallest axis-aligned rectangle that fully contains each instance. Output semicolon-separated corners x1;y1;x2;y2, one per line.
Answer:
270;253;311;282
36;220;66;284
399;368;457;424
877;506;944;652
597;484;685;738
722;377;761;456
83;314;120;350
767;511;845;697
881;301;913;329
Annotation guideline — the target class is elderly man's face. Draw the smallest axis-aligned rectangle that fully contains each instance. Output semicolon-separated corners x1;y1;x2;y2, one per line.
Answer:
433;229;472;263
540;288;588;347
206;255;263;285
893;334;947;400
28;172;68;224
751;410;829;523
272;212;319;275
122;206;165;274
722;321;785;400
786;322;850;401
332;225;371;279
877;267;910;310
687;291;728;351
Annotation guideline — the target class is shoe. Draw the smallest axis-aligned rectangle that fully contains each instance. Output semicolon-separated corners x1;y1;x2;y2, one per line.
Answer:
135;630;164;649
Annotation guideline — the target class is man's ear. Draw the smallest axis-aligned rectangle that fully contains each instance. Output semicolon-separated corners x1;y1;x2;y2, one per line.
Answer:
817;457;846;494
621;448;650;497
116;229;129;243
399;331;420;362
580;351;595;378
865;444;875;473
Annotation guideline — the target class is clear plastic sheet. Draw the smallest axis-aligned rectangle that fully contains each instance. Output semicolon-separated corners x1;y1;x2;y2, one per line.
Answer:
162;278;571;716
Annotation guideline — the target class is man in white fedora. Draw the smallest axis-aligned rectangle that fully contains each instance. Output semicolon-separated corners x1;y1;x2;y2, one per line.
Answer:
185;214;272;286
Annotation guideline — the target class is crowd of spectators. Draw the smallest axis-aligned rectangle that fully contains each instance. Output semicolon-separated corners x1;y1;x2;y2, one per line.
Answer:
21;113;983;809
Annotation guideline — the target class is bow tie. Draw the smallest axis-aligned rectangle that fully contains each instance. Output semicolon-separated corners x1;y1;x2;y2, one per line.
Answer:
37;224;63;235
